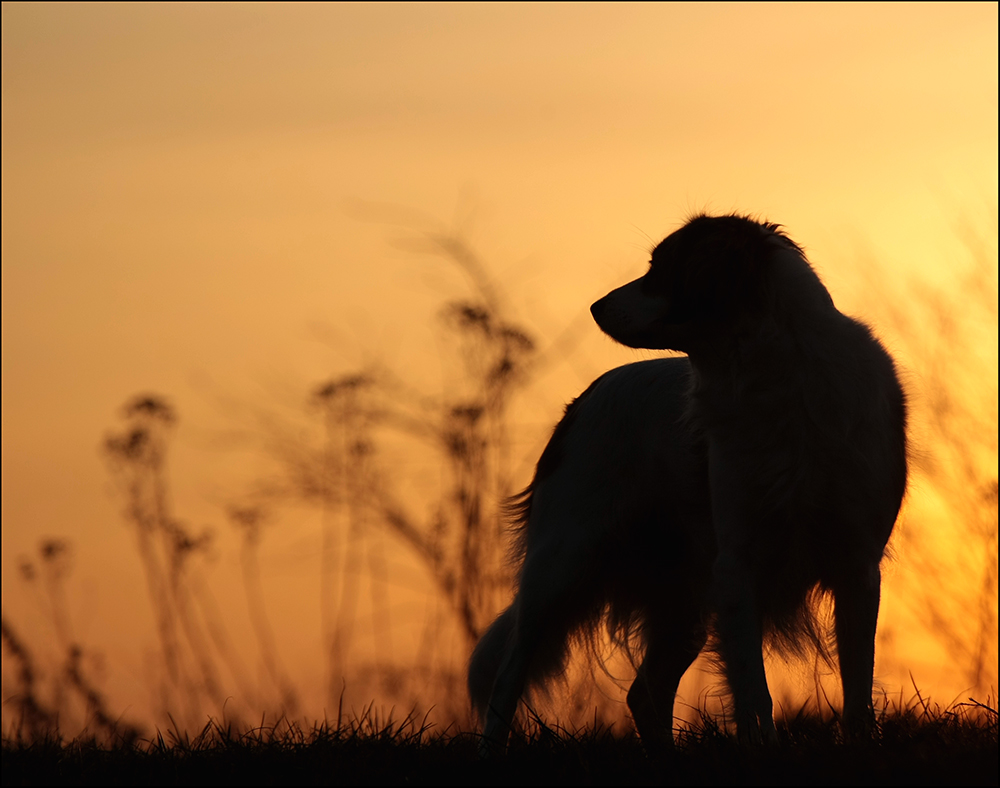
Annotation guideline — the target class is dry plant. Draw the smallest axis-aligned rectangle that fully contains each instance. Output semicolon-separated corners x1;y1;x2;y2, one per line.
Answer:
246;224;547;712
1;540;140;744
104;396;258;729
870;213;998;691
227;505;300;715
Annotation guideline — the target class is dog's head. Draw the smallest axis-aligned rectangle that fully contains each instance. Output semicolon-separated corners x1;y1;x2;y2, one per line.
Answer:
591;214;827;354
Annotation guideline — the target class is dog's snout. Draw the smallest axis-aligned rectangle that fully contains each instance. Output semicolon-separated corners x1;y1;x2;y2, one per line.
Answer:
590;297;606;322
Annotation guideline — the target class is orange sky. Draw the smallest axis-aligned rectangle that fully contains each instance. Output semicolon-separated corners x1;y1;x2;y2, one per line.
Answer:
2;3;997;733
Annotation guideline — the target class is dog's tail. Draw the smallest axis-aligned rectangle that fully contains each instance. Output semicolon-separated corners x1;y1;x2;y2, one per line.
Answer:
468;606;517;720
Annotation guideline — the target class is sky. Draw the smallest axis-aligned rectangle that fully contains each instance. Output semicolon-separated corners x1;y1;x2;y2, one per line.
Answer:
2;2;997;733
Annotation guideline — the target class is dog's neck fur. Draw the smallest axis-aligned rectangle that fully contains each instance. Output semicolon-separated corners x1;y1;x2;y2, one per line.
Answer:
685;241;848;425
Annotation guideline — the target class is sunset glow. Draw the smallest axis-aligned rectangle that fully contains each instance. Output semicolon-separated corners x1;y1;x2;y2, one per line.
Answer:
2;3;997;736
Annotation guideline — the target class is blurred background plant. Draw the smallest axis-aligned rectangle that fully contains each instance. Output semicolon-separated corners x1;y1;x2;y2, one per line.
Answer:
236;214;582;716
102;396;259;731
869;210;998;693
2;539;140;744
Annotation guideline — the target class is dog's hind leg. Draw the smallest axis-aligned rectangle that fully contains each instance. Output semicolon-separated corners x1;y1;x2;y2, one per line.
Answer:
478;524;601;755
478;610;566;755
832;562;882;740
479;633;530;756
469;606;517;723
627;604;706;749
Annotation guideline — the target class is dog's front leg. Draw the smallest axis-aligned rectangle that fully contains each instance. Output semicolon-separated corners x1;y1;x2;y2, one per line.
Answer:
708;440;778;745
711;550;777;744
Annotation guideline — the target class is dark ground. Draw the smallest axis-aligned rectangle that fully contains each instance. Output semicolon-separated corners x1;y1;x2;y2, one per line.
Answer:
3;705;997;786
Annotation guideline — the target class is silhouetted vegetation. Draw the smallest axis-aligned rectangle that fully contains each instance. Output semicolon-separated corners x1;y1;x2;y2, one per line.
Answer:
239;219;573;713
104;396;263;731
866;212;998;692
2;696;996;786
2;543;141;747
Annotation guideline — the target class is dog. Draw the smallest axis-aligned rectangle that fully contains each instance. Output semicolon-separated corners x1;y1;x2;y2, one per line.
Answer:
468;213;908;751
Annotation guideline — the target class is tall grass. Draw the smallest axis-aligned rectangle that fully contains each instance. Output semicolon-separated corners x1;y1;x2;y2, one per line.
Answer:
2;694;996;786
